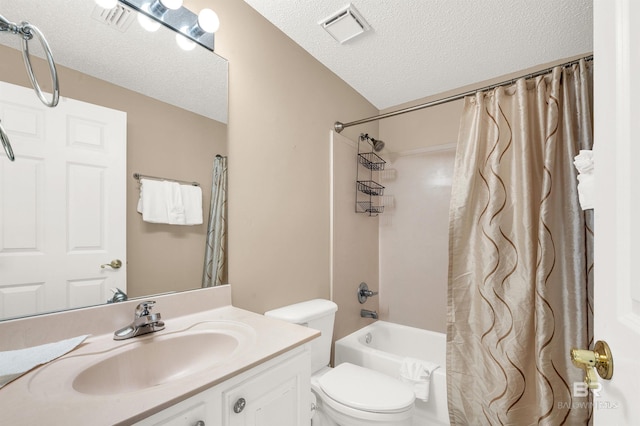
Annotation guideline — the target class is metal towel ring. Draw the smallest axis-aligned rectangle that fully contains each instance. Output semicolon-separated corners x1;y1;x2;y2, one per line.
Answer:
20;22;59;108
0;14;59;161
0;120;14;161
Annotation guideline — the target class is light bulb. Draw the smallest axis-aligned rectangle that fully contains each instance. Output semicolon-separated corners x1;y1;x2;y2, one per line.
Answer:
176;31;196;51
159;0;183;10
197;9;219;33
137;5;160;32
95;0;118;8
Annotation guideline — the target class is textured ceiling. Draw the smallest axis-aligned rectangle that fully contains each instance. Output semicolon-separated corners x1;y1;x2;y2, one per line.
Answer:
1;1;592;119
0;0;228;122
243;0;593;110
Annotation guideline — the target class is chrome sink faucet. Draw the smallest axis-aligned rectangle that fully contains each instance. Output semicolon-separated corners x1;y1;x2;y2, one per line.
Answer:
113;301;165;340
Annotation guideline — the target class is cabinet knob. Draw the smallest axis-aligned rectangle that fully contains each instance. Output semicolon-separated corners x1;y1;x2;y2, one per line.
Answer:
233;397;246;413
194;422;205;426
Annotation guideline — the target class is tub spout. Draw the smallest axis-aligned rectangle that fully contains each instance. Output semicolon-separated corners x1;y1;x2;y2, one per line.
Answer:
361;309;378;319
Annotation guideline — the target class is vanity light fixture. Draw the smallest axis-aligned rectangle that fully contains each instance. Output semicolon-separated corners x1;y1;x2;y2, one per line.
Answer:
149;0;183;16
191;8;220;37
176;8;219;51
137;4;161;32
175;30;196;51
98;0;218;51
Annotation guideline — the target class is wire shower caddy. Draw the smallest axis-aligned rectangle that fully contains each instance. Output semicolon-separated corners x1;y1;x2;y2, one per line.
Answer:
355;134;385;215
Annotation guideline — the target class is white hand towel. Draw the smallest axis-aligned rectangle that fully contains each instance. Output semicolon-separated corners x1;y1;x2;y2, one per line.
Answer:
573;150;594;173
180;184;203;225
0;335;89;388
137;178;170;223
165;181;186;225
573;150;594;210
137;179;189;224
399;357;440;402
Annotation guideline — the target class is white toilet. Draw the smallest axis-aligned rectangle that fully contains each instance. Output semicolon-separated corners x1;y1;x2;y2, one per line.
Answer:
265;299;415;426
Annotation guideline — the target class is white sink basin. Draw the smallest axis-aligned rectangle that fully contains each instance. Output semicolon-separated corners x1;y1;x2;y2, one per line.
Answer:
28;320;256;396
74;330;239;395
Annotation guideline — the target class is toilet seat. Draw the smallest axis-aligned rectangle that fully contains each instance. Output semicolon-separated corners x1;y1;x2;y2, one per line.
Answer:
317;363;415;413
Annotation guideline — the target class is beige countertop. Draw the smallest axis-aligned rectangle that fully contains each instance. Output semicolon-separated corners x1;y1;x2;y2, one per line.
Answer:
0;288;319;425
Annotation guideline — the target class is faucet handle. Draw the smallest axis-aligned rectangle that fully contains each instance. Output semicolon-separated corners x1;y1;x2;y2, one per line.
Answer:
135;301;156;317
357;282;379;304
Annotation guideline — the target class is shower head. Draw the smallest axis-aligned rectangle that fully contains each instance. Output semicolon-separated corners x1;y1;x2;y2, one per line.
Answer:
360;133;385;152
370;137;385;152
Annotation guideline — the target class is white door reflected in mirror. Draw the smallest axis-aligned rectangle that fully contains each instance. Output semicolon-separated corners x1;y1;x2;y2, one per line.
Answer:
0;82;126;320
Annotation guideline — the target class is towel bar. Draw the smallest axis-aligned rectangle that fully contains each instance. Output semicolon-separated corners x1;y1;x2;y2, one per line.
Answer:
133;172;199;187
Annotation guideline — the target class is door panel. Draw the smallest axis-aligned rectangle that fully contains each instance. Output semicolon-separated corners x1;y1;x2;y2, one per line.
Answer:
593;0;640;423
0;81;126;319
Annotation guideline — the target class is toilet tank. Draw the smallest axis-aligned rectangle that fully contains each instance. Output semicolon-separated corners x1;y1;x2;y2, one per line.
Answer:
265;299;338;373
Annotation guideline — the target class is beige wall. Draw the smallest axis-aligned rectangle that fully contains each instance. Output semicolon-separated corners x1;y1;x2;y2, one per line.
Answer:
2;1;378;341
2;3;590;337
381;101;463;152
0;44;226;299
212;0;379;341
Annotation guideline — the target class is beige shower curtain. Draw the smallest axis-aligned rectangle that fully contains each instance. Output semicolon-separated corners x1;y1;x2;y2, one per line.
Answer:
202;155;227;287
447;60;593;425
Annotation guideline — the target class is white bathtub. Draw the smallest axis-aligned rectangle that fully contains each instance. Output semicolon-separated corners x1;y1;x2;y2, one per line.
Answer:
334;321;449;425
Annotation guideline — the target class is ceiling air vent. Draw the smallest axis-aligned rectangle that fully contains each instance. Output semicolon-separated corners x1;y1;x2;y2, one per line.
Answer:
91;3;135;32
320;4;371;44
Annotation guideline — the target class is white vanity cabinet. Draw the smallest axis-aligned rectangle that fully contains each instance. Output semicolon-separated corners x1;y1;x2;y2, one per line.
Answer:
221;344;310;426
136;399;210;426
137;345;311;426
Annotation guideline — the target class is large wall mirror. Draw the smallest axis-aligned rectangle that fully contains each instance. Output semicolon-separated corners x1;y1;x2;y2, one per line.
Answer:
0;0;228;320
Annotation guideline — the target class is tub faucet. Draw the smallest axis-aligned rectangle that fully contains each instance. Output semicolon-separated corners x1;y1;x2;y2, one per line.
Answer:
361;309;378;320
357;282;378;304
113;301;165;340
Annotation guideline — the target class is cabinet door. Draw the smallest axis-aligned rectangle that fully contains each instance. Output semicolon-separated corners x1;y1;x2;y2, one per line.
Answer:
222;351;311;426
135;393;216;426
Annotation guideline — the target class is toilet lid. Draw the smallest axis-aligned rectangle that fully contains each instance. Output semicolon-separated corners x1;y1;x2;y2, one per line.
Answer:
318;363;415;413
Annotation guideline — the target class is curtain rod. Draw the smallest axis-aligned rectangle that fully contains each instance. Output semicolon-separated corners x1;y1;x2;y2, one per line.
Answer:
334;54;593;133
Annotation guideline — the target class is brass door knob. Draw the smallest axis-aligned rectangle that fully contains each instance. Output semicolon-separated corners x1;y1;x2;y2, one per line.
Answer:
101;259;122;269
570;340;613;389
